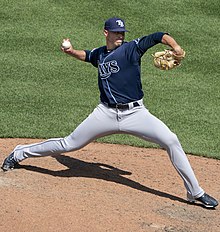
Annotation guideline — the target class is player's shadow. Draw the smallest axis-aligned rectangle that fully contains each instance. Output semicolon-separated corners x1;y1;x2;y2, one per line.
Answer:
19;154;188;204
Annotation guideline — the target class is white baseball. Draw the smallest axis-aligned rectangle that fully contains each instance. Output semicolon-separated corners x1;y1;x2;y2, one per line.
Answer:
62;40;71;49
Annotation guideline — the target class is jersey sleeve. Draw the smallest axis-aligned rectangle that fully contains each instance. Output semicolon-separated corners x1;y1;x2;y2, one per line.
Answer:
84;48;99;67
135;32;166;55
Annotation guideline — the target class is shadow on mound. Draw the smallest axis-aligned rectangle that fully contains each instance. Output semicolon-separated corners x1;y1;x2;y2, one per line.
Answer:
18;154;188;204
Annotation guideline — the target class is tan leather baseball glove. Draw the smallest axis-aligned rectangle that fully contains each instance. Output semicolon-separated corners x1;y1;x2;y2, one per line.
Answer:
152;49;186;70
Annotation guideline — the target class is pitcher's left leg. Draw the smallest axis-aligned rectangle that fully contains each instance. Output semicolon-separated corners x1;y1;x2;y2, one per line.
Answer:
120;106;204;198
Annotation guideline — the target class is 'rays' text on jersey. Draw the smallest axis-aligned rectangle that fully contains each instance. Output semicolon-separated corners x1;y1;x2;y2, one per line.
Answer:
98;60;120;79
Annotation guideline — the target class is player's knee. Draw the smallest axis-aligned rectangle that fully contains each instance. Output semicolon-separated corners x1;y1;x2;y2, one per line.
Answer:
61;137;84;152
165;132;180;148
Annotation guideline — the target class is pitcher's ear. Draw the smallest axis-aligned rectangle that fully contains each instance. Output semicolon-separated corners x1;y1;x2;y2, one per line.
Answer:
103;29;108;36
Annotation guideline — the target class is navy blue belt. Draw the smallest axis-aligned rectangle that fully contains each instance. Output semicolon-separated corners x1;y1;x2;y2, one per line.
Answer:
105;101;140;110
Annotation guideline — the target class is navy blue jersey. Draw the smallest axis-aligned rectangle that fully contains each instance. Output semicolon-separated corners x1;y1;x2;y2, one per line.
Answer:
85;32;165;104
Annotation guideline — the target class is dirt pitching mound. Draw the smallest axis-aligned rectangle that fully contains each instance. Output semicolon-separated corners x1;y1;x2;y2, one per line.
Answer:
0;138;219;232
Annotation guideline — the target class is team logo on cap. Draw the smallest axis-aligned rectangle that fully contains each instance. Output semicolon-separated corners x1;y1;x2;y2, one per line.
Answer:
116;20;124;27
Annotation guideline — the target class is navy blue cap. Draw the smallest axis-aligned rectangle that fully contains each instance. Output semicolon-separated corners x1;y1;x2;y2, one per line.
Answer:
104;17;129;32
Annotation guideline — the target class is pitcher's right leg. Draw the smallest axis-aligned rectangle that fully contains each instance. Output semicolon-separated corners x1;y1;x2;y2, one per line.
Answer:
2;104;119;170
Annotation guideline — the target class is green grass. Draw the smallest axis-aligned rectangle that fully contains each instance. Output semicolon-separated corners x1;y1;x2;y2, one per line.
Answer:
0;0;219;158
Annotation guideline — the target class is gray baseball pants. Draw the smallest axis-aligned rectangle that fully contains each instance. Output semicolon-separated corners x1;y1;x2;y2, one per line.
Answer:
13;100;204;198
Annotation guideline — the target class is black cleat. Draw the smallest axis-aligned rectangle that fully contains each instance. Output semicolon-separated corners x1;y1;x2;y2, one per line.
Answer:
188;193;218;208
1;153;18;171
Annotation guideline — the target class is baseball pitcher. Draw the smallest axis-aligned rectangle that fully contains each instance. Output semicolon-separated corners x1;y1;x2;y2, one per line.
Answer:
1;17;218;208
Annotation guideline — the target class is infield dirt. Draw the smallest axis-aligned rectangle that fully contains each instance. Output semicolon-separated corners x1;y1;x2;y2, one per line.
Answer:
0;138;219;232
